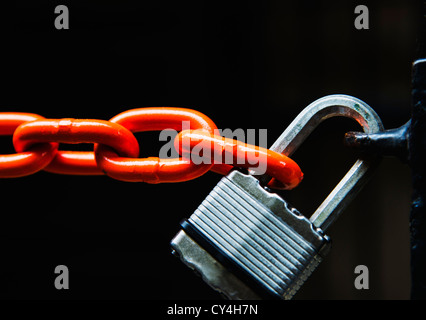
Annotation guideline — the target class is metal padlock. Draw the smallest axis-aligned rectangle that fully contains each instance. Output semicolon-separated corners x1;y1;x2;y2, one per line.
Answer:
171;95;384;300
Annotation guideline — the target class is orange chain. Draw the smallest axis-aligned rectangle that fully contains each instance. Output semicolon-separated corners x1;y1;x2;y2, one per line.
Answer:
0;108;303;190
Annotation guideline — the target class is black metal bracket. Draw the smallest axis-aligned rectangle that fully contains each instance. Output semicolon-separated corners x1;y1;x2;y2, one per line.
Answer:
345;120;411;163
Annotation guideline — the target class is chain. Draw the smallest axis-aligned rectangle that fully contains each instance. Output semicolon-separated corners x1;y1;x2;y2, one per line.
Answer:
0;108;303;190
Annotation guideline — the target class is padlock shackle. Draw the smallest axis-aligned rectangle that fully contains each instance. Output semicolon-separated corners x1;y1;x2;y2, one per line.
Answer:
270;94;384;231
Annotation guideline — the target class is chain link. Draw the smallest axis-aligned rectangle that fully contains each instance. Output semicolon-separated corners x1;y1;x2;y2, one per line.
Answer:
176;129;303;190
94;107;218;183
0;108;303;189
0;113;58;178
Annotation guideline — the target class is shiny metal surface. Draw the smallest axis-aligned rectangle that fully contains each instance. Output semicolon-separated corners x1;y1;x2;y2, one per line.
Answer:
268;95;384;231
183;171;330;299
171;230;262;300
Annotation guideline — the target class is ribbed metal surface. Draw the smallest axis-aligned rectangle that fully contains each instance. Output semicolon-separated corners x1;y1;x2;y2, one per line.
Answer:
188;175;324;298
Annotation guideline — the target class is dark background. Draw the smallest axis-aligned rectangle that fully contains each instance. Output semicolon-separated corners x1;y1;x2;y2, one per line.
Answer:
0;0;419;299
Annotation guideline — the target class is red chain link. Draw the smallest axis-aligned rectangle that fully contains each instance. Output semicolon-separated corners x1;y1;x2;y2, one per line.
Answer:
13;118;140;177
0;108;303;189
0;113;58;178
94;107;219;183
175;129;303;190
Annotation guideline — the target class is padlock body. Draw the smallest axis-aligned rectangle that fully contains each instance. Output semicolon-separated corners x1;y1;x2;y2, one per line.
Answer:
171;170;331;299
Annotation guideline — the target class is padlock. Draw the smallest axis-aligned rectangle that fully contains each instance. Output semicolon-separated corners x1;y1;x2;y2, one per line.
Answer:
170;95;384;300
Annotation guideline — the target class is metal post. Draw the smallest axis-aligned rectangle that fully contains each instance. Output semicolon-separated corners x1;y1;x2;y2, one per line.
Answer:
344;1;426;298
344;63;426;299
410;59;426;299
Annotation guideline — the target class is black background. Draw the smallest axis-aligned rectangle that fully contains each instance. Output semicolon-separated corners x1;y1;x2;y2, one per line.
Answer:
0;0;419;300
